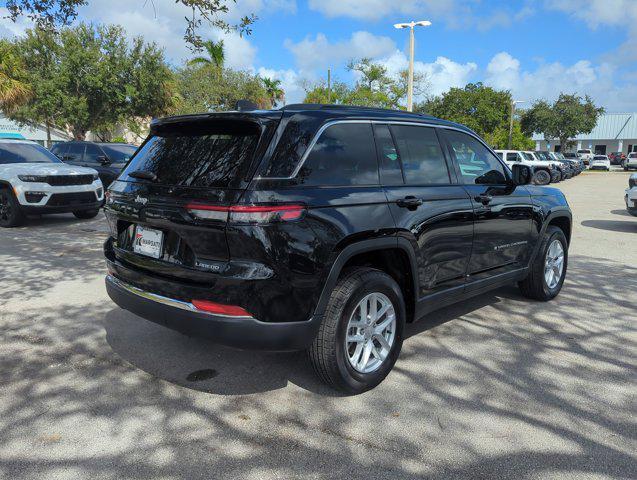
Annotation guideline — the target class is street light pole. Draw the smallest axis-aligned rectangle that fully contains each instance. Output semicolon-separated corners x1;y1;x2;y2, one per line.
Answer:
407;26;415;111
394;20;431;112
508;100;525;150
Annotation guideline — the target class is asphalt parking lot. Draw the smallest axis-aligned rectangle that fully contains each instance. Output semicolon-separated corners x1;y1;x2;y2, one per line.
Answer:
1;170;635;480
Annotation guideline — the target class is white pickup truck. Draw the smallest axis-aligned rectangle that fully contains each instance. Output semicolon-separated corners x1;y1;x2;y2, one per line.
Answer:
577;149;594;166
494;149;556;185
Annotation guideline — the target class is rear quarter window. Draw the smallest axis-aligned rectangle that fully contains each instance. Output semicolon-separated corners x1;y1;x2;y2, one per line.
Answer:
297;123;379;186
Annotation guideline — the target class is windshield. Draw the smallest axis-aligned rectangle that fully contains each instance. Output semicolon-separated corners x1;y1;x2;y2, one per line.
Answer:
536;152;550;160
121;122;260;188
522;152;535;160
0;142;62;164
100;144;138;164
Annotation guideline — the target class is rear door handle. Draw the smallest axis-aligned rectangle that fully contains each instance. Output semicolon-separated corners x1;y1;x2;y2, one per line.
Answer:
474;194;493;205
396;196;423;209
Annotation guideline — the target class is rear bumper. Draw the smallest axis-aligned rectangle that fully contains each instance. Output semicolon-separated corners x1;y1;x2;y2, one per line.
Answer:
105;274;322;351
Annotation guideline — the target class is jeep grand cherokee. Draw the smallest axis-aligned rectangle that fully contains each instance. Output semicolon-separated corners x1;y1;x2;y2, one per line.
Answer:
104;105;572;393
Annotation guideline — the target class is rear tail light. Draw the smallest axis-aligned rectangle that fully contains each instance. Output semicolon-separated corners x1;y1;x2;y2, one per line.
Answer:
191;299;253;317
186;203;305;224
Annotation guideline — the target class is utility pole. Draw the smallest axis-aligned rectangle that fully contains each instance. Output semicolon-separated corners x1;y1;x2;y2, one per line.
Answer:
508;100;525;150
394;20;431;112
327;68;331;104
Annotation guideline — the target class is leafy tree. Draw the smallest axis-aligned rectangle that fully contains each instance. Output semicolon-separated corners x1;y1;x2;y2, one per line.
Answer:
0;40;31;114
520;94;604;149
303;58;429;110
416;82;512;139
302;80;351;104
485;121;535;150
175;64;269;114
3;0;255;48
188;39;225;69
261;77;284;107
8;24;176;140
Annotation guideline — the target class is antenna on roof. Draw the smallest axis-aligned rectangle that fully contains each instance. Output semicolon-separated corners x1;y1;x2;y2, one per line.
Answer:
236;100;258;112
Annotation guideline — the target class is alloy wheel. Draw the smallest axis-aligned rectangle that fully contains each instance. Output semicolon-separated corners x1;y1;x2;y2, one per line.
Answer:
345;292;396;374
544;239;565;289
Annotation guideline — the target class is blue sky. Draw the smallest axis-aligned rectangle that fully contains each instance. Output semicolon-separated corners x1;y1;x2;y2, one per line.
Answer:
2;0;637;110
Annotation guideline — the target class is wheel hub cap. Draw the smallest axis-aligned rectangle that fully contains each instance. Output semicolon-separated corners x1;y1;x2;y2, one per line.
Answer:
544;239;565;289
345;292;396;374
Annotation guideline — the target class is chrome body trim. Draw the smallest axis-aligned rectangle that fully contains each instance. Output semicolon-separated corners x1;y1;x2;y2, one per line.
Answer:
106;275;254;318
254;118;511;181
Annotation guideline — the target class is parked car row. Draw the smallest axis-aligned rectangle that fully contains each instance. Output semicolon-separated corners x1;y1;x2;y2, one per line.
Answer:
494;149;584;185
0;139;137;227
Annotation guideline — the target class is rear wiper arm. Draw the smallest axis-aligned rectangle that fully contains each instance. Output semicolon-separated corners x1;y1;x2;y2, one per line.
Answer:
128;170;158;182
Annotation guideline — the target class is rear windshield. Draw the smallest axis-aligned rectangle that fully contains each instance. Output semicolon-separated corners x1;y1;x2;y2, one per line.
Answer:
121;122;260;188
629;153;637;158
0;142;62;164
577;150;591;154
593;155;607;159
100;144;137;165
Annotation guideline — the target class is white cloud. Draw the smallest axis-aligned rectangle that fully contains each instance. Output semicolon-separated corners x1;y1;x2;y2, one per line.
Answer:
307;0;461;23
307;0;534;31
77;0;293;65
284;31;396;76
484;51;637;112
546;0;637;28
546;0;637;64
378;50;477;98
0;7;33;39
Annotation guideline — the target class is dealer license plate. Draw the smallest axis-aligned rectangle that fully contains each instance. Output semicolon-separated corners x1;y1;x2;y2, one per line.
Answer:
133;225;164;259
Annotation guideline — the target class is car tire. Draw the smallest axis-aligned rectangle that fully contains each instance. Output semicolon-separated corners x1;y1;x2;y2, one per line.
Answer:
73;209;100;219
519;226;568;301
308;267;406;394
532;169;551;185
0;187;25;228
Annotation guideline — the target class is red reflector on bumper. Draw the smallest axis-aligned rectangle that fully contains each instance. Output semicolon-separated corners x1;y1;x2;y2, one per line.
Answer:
191;299;253;317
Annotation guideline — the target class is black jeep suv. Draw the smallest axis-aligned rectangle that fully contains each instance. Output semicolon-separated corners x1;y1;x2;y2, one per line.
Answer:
104;105;572;393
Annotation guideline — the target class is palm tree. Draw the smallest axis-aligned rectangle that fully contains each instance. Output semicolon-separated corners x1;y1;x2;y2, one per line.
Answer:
188;39;225;69
0;41;31;113
261;77;285;108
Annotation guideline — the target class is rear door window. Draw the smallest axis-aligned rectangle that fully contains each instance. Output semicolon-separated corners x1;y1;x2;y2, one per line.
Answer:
373;124;403;185
84;144;103;165
298;123;379;186
121;122;260;188
507;152;519;162
444;130;507;185
390;125;450;185
65;143;85;162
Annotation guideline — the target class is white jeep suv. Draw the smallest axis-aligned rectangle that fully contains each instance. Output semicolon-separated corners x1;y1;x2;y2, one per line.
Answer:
0;139;104;227
494;149;554;185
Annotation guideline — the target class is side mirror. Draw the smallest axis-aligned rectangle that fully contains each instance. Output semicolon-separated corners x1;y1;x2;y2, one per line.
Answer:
511;164;532;185
98;155;111;165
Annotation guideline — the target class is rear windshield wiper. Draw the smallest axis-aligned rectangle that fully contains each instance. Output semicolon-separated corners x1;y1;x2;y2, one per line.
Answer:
128;170;158;182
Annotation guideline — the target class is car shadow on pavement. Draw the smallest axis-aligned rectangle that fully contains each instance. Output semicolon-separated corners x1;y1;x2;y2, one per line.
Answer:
581;219;636;233
610;209;632;217
3;254;636;479
103;308;340;396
